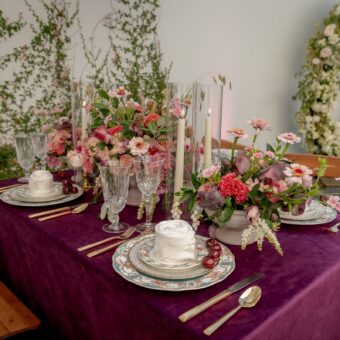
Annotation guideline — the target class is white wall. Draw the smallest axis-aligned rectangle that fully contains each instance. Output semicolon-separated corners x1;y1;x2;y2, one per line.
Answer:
1;0;339;150
158;0;339;150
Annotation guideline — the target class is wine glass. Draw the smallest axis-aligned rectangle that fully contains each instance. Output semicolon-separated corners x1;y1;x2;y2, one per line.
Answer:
98;163;131;233
15;135;35;183
134;155;164;232
31;132;48;170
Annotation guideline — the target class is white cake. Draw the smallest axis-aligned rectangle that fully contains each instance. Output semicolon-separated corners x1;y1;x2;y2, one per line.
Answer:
150;220;196;265
27;170;54;196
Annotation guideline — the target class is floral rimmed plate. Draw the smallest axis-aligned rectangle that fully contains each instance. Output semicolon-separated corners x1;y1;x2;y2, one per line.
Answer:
137;235;208;273
281;206;337;225
112;236;235;291
9;183;66;203
0;185;83;207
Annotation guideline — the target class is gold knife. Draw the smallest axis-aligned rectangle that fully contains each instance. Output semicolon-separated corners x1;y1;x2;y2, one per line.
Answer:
178;273;264;322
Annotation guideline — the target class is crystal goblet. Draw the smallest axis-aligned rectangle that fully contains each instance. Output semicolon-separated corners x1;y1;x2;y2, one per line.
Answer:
134;155;164;232
98;163;131;233
14;135;35;183
31;132;48;170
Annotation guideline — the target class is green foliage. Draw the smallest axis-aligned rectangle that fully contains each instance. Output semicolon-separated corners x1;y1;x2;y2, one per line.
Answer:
0;0;79;136
0;145;22;180
294;4;340;156
104;0;171;109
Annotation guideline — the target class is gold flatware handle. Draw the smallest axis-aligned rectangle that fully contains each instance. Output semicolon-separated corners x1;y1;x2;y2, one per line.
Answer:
29;206;72;218
78;235;123;252
86;240;125;258
0;184;21;193
203;305;242;336
179;290;232;322
0;184;21;190
38;210;72;221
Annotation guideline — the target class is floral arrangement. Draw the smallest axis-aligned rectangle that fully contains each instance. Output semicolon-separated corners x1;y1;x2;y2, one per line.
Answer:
294;4;340;156
67;85;174;217
174;118;327;255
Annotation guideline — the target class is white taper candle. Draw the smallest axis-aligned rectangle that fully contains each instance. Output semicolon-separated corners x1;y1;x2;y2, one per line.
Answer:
174;116;186;197
204;108;212;168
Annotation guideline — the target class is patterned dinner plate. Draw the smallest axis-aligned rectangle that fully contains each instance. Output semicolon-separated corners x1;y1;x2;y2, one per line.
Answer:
0;185;83;207
137;235;208;273
9;183;66;203
112;236;235;291
281;206;337;225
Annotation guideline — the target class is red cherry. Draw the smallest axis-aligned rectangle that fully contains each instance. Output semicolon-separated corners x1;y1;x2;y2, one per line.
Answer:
206;238;218;248
202;256;216;269
71;186;78;194
210;243;222;252
209;249;221;259
63;187;70;195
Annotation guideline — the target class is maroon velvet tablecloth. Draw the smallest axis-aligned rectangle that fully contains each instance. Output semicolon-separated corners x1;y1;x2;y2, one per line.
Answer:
0;177;339;340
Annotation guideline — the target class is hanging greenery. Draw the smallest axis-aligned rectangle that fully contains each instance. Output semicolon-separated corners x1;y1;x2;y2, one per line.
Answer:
0;0;79;135
104;0;171;109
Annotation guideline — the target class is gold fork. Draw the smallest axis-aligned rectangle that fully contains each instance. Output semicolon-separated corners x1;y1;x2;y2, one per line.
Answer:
86;226;153;258
77;226;136;252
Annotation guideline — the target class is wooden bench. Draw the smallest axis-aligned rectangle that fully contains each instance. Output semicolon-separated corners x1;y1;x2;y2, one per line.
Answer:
0;282;40;338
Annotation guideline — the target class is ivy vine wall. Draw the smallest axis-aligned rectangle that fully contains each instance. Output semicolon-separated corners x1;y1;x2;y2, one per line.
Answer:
1;0;339;153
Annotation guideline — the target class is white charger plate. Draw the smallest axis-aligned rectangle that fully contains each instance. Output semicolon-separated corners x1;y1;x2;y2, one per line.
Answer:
9;183;66;203
0;185;84;207
281;206;337;225
113;235;235;291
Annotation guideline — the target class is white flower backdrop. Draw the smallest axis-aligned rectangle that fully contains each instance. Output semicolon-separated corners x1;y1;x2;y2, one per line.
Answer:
1;0;339;151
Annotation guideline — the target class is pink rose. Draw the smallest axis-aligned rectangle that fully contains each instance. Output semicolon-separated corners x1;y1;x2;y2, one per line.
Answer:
324;24;336;37
202;165;220;178
320;47;332;58
67;150;83;168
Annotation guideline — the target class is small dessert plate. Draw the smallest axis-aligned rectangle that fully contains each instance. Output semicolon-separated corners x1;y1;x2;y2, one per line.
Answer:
137;235;208;273
9;183;65;203
278;202;325;221
129;235;220;280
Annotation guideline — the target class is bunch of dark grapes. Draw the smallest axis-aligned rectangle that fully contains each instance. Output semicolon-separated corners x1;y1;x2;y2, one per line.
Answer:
62;179;78;195
202;238;222;269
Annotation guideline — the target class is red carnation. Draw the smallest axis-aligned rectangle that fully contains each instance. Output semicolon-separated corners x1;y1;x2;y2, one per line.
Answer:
144;112;160;127
218;173;249;204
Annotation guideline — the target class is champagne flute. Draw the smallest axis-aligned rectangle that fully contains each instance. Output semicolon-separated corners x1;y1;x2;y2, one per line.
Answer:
134;155;164;232
15;135;35;183
31;132;48;170
98;162;131;233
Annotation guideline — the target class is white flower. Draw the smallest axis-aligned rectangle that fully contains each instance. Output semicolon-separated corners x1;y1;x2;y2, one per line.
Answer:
312;58;321;65
328;34;339;45
128;137;150;156
336;4;340;15
324;24;336;37
277;132;301;144
320;47;332;58
284;163;313;187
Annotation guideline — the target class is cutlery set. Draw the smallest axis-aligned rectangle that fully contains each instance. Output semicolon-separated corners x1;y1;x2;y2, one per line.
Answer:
179;273;264;336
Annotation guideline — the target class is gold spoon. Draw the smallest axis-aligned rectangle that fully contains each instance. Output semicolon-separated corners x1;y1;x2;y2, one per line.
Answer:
203;286;262;336
38;203;89;221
